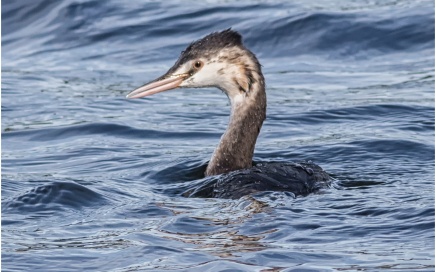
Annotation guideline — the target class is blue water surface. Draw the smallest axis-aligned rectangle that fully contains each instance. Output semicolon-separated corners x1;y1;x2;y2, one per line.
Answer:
2;0;435;271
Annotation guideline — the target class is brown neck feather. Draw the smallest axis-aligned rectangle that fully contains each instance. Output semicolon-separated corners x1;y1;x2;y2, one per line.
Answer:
205;77;266;176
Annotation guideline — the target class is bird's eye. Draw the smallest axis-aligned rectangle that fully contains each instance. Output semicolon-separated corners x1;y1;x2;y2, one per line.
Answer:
193;60;203;69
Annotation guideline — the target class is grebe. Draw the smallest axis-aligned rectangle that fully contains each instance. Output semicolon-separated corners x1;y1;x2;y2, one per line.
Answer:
127;29;330;199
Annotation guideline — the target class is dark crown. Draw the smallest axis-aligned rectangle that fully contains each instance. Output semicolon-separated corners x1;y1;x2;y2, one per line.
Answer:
177;29;243;65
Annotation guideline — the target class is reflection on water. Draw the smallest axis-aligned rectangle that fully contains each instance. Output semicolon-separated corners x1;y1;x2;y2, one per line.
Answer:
2;0;434;271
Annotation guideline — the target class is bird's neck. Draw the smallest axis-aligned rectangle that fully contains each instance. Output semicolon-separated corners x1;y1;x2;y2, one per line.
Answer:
205;77;266;176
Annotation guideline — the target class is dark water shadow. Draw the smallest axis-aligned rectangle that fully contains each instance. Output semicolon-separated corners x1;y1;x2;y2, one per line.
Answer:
2;181;108;215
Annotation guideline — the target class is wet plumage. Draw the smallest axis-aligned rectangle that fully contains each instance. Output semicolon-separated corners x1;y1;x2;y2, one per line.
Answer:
127;29;330;199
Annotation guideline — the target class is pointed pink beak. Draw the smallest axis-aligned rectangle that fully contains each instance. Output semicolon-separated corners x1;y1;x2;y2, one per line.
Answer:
126;74;189;99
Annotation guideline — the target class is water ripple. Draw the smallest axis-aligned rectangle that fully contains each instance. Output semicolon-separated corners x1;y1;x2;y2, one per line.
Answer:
2;0;434;271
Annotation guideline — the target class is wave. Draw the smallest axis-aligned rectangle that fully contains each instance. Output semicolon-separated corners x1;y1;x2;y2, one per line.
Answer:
3;0;434;62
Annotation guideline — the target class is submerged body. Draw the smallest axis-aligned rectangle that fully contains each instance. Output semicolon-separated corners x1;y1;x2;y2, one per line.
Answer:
186;162;329;199
127;29;330;198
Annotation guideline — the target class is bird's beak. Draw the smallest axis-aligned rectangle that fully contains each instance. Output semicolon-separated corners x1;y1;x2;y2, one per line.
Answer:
126;73;189;99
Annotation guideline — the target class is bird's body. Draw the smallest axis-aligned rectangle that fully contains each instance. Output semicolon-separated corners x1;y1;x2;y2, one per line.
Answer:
185;162;329;199
127;29;330;199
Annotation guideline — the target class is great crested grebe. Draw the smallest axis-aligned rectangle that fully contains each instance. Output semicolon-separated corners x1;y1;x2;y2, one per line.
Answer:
127;29;330;199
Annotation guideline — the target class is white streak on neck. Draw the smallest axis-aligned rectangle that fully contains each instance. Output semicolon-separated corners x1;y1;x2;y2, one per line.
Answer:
230;93;245;107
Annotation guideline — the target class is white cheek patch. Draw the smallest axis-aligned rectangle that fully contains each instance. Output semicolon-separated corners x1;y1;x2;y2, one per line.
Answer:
185;61;227;87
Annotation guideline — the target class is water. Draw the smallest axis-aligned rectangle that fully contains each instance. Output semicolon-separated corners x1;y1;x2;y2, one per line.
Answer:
2;0;434;271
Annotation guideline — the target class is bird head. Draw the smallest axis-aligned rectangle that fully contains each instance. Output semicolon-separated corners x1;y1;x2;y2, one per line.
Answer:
127;29;263;102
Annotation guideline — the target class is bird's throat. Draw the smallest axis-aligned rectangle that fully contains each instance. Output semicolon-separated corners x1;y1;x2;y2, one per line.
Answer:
205;82;266;176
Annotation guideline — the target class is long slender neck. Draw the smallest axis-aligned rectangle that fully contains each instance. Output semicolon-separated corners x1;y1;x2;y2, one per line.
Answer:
205;76;266;176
